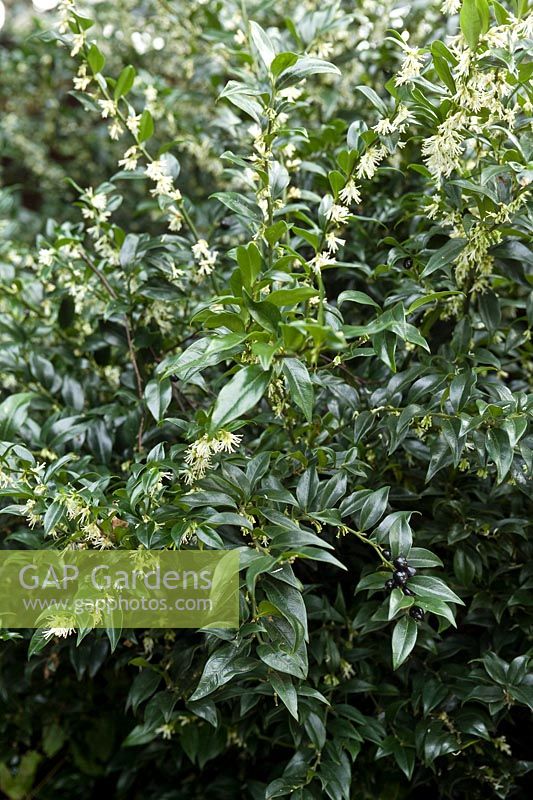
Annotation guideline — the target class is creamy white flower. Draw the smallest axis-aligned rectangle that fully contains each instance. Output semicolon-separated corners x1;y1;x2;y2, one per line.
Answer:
70;32;85;57
310;251;336;275
395;45;424;86
126;114;141;136
38;248;55;267
73;64;91;91
118;146;139;171
356;146;385;180
326;231;345;253
339;179;362;205
151;176;174;196
441;0;461;13
325;204;351;224
155;724;174;740
421;113;464;180
192;239;218;276
91;193;108;212
145;159;167;181
279;86;303;103
373;117;395;135
168;209;183;232
108;121;122;140
99;99;117;119
212;430;243;453
182;429;241;484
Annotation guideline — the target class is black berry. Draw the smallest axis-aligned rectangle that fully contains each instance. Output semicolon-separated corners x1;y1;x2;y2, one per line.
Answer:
403;257;413;269
382;549;391;560
402;586;416;596
406;566;417;577
393;556;408;570
409;606;424;621
170;374;179;383
393;570;409;586
384;579;394;591
219;216;232;230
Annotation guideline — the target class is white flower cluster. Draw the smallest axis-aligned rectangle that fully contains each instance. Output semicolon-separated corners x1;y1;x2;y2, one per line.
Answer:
144;159;184;231
73;63;91;92
454;222;502;292
441;0;461;14
82;522;113;550
309;252;336;276
395;33;425;86
373;104;412;136
356;146;387;180
182;430;243;485
81;187;111;224
118;146;140;171
421;112;464;181
191;239;218;279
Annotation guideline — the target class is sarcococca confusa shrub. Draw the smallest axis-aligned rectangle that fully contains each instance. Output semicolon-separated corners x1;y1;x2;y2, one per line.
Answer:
0;0;532;798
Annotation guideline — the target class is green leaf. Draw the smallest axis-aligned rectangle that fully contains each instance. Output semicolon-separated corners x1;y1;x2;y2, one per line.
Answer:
388;514;413;558
127;669;162;713
486;428;513;483
189;644;256;700
270;52;298;77
0;393;34;439
43;500;66;536
408;548;443;568
355;572;390;593
268;287;318;306
138;109;154;142
421;239;466;277
237;242;262;289
409;576;464;605
162;334;247;383
509;685;533;711
338;290;380;309
449;371;477;412
42;722;66;757
356;85;388;116
245;295;281;334
276;56;341;88
270;671;299;720
460;0;482;49
87;43;105;74
250;21;276;69
252;341;278;370
416;597;457;627
264;220;289;246
407;291;461;313
122;723;158;747
114;65;136;100
359;486;390;531
144;378;172;422
257;642;308;679
210;366;270;431
282;358;314;423
211;192;262;222
389;588;414;619
392;616;418;669
431;46;456;93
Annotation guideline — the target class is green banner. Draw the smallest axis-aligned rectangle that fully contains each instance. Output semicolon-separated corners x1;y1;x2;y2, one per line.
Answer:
0;550;239;630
